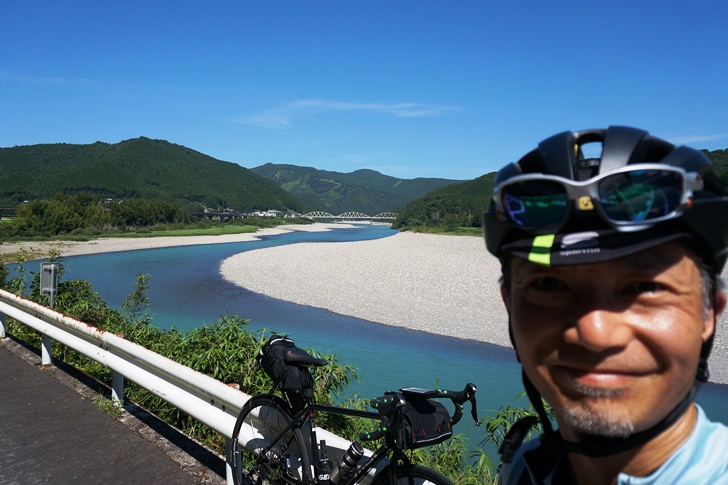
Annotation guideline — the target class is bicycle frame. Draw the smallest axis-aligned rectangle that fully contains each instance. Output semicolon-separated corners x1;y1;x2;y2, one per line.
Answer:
255;398;401;484
305;402;402;484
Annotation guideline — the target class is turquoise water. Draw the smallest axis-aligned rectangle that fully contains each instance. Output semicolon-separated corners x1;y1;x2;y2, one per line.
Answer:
14;224;728;459
55;225;524;402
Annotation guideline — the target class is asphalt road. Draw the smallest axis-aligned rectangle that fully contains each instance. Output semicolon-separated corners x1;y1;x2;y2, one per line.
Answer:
0;339;224;485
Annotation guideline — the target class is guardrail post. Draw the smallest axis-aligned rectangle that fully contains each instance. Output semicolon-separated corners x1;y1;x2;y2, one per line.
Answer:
225;438;235;485
41;336;52;365
0;310;6;339
111;371;124;405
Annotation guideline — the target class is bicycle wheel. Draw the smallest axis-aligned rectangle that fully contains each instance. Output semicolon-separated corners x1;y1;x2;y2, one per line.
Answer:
370;463;456;485
231;394;310;485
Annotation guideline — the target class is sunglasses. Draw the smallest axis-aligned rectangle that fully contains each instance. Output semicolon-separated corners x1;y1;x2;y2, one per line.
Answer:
492;164;703;233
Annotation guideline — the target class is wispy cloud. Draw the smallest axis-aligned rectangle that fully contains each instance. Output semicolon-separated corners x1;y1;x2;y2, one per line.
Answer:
240;99;463;129
671;133;726;145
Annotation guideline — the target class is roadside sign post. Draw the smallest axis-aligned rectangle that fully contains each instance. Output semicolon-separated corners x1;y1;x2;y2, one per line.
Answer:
40;262;60;365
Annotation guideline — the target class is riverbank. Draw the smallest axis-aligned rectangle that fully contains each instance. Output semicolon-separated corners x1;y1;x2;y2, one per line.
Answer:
0;223;354;260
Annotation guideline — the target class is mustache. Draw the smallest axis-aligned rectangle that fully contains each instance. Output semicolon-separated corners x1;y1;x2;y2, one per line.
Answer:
549;345;654;375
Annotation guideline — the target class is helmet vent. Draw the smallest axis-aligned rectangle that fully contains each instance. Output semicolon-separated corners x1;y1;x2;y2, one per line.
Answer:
577;140;603;163
576;140;603;179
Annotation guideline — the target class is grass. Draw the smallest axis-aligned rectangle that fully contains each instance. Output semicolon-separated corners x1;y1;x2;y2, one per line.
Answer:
92;392;124;418
402;226;484;237
0;246;71;264
107;225;261;238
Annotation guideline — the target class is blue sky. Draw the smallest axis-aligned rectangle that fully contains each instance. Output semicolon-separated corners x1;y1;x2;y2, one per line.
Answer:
1;1;726;180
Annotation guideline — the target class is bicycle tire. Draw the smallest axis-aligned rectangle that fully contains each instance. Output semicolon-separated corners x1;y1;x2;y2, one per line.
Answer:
370;463;456;485
231;394;310;485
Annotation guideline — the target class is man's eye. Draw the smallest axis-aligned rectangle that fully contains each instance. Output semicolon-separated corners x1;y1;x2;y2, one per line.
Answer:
529;277;567;291
624;281;664;294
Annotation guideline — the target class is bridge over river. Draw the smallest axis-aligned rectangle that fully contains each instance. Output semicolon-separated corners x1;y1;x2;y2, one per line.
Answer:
302;211;398;221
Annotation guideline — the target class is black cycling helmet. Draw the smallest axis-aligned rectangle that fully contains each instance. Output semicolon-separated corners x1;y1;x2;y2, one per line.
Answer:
484;125;728;272
485;126;728;459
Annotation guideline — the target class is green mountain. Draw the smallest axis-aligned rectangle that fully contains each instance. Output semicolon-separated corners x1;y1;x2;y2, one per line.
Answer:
250;163;462;215
393;148;728;230
392;172;496;229
705;149;728;188
0;138;305;212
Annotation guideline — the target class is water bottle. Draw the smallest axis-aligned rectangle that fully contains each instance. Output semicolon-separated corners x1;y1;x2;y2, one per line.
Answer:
316;458;334;484
330;441;364;484
316;440;334;485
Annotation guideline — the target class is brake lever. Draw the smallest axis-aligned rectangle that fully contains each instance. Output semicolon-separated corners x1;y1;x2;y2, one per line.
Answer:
471;396;481;426
465;383;481;426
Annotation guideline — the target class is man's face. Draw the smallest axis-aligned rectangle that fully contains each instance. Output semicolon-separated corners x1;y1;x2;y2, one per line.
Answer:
503;241;720;440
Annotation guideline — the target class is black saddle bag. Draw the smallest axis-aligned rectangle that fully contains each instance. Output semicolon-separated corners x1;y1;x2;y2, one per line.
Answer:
257;334;313;411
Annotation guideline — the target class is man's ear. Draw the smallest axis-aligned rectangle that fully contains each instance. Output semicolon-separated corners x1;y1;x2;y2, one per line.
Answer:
500;286;509;309
705;290;727;341
715;290;727;317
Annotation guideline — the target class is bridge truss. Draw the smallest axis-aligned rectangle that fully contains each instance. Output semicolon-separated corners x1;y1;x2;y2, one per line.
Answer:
302;211;398;221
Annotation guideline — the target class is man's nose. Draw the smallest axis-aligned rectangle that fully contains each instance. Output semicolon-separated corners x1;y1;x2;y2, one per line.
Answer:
564;308;633;352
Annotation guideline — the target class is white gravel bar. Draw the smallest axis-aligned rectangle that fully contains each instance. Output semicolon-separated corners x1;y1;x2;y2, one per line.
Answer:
222;230;511;346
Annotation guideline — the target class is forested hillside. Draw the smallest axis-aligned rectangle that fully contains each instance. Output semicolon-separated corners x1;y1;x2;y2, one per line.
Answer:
3;139;725;230
0;138;305;212
393;148;728;230
392;173;496;229
706;149;728;187
251;163;461;214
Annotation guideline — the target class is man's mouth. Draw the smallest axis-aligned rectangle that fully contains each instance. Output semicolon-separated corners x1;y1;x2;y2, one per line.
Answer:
568;368;633;387
553;364;648;393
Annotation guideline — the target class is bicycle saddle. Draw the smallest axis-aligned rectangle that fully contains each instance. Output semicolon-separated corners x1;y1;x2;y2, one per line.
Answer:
283;347;327;367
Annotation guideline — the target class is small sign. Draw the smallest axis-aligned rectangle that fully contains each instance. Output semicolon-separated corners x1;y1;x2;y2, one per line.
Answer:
40;263;59;296
578;196;594;211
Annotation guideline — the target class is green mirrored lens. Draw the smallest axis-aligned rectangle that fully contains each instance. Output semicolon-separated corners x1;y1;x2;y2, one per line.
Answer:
599;170;682;222
503;181;567;227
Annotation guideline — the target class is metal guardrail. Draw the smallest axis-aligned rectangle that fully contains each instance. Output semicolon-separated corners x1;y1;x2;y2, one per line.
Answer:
0;288;368;484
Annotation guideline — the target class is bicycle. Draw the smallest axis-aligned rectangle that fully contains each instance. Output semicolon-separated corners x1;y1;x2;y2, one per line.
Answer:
231;334;479;485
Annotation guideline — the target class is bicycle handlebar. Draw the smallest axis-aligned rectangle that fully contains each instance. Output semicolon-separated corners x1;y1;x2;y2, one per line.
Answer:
443;382;479;426
358;383;480;443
